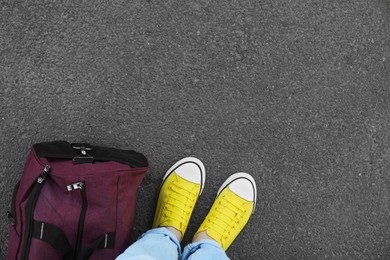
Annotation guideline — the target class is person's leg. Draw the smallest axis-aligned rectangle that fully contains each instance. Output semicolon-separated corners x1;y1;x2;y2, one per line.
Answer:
181;239;229;260
116;227;180;260
181;172;257;260
116;157;206;260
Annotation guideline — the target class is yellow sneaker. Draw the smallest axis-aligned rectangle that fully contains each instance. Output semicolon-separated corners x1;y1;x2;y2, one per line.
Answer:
195;172;257;250
152;157;206;237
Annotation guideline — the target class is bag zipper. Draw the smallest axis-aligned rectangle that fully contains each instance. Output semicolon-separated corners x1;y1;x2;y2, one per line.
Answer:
67;181;88;259
20;165;51;260
7;180;20;226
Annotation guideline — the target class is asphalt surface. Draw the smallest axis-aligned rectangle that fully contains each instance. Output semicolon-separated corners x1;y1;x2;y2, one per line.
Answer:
1;0;390;259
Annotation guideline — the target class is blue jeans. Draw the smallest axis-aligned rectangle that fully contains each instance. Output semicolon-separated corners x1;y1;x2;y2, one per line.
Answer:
116;227;229;260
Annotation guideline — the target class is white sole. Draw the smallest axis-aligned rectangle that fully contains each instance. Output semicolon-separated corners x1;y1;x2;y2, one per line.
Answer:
217;172;257;213
162;157;206;194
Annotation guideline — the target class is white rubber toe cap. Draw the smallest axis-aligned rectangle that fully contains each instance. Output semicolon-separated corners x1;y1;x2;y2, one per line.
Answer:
218;172;257;212
163;157;206;194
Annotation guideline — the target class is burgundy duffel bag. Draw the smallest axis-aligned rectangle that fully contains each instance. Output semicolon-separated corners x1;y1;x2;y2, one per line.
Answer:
7;141;149;260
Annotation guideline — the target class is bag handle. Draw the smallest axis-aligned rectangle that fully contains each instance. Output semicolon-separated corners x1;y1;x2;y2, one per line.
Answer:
76;233;115;260
32;220;115;260
32;220;74;260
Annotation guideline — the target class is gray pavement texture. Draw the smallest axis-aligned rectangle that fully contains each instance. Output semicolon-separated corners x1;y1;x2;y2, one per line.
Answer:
1;0;390;259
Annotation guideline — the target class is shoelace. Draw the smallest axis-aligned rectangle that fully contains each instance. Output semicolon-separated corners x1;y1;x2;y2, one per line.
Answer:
163;180;197;227
206;194;247;244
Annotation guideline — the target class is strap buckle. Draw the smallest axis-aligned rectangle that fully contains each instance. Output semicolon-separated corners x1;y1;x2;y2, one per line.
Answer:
72;143;94;164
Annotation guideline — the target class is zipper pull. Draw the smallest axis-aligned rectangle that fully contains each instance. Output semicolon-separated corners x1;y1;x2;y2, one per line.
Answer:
67;182;85;191
37;165;51;184
7;211;16;226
